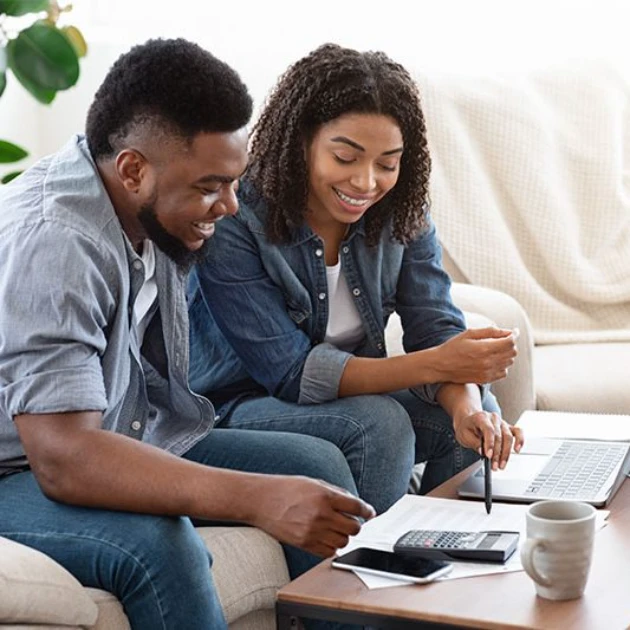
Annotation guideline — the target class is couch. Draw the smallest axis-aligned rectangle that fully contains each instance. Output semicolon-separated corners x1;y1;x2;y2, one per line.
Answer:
414;59;630;417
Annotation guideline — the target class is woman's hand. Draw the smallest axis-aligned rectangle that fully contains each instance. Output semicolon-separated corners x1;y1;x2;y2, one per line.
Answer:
453;410;525;470
430;327;518;384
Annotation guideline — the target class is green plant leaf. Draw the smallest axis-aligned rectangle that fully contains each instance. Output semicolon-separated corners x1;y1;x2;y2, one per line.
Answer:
0;139;28;163
1;170;22;183
0;0;49;16
62;25;88;58
0;46;6;96
7;22;79;92
6;39;56;103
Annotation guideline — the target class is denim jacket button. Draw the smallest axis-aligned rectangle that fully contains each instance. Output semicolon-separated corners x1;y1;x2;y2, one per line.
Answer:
132;260;143;271
131;420;141;431
352;288;361;296
315;248;323;257
342;246;349;254
318;292;326;300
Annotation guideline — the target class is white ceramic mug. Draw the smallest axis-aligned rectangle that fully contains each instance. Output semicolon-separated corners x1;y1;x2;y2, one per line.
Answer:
520;500;596;600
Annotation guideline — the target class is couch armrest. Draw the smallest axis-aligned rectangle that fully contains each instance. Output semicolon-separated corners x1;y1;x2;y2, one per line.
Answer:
450;282;535;423
0;536;98;627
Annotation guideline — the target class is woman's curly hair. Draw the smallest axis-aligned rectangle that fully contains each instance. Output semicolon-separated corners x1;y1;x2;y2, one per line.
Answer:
248;43;431;246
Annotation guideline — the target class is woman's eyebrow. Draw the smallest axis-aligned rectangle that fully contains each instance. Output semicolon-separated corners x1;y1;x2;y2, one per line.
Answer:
330;136;403;156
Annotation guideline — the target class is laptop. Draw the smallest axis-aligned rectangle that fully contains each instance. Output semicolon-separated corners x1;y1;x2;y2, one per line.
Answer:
457;437;630;507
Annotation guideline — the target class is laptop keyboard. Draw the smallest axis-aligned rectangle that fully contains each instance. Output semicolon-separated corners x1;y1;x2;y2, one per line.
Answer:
524;441;628;499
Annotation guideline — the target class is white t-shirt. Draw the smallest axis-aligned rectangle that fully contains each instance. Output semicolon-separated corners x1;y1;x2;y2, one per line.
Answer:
133;240;158;344
324;261;365;350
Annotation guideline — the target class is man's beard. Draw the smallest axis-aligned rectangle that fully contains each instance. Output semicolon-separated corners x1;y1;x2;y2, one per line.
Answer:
138;203;211;270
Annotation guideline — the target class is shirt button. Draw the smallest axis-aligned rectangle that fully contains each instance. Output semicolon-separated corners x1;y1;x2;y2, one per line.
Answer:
318;292;326;300
342;246;349;254
352;288;361;296
131;420;141;431
133;260;143;270
315;248;323;257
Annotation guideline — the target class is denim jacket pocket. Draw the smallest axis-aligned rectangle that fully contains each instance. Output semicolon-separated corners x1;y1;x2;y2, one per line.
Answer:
284;296;310;326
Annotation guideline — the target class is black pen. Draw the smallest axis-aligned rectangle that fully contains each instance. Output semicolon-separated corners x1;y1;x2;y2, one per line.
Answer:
484;441;492;514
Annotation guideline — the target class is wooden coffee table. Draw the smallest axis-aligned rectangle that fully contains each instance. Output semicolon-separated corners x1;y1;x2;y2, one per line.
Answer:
276;465;630;629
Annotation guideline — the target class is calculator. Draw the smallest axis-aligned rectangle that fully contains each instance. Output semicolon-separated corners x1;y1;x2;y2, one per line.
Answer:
393;529;520;563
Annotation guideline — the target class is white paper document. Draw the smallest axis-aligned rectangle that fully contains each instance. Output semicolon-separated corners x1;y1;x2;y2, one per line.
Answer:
516;410;630;441
338;495;609;589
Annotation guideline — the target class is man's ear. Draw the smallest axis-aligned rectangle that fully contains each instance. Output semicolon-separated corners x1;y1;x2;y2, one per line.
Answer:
115;149;149;194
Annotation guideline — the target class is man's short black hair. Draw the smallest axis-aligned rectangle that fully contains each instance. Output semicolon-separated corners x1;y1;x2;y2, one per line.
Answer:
86;38;253;160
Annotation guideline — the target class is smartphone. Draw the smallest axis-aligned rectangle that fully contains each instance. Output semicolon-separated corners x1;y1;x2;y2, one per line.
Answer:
332;547;453;583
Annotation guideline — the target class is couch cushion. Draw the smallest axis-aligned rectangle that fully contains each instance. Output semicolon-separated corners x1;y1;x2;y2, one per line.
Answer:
535;343;630;413
196;526;290;625
84;588;130;630
0;535;98;626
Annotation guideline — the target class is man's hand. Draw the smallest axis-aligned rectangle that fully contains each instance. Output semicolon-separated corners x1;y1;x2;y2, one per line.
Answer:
432;327;518;384
453;410;525;470
251;477;375;557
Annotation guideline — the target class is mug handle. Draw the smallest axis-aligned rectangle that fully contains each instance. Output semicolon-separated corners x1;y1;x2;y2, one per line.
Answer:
520;538;552;587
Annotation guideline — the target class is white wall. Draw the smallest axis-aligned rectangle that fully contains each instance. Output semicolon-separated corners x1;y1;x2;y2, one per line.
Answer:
1;0;628;168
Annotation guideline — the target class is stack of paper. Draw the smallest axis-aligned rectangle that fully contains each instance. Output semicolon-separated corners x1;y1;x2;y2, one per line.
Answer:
338;494;609;589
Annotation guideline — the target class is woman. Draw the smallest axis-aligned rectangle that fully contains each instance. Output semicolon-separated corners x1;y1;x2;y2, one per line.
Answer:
188;43;523;514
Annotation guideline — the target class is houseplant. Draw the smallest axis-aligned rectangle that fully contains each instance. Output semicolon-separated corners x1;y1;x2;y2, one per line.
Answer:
0;0;86;182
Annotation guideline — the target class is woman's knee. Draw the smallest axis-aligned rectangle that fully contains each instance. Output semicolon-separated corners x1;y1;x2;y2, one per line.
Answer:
283;433;358;495
482;389;501;414
337;394;415;443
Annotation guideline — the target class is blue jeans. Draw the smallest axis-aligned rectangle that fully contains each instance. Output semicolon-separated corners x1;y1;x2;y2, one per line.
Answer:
217;390;500;515
0;429;361;630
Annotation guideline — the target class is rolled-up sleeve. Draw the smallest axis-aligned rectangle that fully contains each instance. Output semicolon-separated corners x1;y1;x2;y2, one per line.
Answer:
0;221;113;417
298;342;353;404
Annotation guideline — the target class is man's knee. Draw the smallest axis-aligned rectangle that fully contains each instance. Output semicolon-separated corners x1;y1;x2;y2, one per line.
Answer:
117;514;211;579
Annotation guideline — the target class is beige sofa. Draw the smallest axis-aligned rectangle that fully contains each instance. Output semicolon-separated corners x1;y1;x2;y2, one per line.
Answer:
0;283;531;629
445;255;630;417
413;60;630;417
0;526;289;630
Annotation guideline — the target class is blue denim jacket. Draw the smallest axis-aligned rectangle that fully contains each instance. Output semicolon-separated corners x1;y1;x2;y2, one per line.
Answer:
188;181;466;406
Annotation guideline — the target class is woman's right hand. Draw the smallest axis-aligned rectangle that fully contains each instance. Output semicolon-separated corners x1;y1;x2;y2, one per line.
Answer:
429;327;518;384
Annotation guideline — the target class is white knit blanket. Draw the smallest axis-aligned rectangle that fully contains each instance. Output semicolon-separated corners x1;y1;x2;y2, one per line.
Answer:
415;61;630;344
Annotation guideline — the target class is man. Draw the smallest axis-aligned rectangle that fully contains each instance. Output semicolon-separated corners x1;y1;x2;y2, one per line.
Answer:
0;38;373;629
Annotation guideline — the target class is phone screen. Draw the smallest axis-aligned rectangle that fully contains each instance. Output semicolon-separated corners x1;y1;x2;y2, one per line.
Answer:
333;548;451;581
